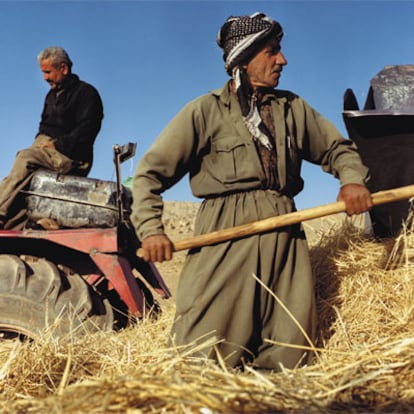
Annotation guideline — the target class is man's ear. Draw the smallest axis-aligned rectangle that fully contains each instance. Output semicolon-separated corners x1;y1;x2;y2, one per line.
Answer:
60;63;70;75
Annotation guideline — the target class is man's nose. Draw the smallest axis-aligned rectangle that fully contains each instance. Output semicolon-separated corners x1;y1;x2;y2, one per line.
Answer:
277;51;287;66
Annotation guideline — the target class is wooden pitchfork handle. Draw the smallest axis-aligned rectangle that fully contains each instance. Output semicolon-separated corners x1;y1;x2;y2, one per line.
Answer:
137;184;414;257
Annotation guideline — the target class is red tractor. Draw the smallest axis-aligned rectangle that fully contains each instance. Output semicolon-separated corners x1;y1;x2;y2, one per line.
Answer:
0;143;170;340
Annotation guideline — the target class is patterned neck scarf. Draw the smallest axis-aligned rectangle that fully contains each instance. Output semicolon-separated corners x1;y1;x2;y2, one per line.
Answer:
233;67;273;150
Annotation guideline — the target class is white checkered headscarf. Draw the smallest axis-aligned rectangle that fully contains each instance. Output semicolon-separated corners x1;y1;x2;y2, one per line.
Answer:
217;12;283;75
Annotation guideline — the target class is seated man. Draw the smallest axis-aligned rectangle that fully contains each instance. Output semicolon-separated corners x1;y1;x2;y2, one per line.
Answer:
0;46;104;229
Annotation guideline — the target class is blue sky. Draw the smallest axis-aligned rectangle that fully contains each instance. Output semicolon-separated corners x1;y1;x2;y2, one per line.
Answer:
0;0;412;209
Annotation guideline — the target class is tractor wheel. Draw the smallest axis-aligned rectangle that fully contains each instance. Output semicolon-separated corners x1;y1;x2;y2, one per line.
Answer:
0;254;114;340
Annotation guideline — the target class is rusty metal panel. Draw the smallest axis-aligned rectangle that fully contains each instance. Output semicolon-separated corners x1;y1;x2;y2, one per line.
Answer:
369;64;414;112
25;170;131;228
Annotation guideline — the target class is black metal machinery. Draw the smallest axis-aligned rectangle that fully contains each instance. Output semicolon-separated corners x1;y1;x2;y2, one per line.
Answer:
343;65;414;237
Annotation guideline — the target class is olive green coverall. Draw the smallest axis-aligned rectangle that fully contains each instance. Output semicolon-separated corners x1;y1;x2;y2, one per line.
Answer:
131;82;368;370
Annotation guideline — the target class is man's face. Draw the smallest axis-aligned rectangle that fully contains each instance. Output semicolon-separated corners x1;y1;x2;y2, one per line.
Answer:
39;59;69;89
243;38;287;89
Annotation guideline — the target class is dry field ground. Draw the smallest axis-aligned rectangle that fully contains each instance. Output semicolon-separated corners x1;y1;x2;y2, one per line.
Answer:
1;201;414;413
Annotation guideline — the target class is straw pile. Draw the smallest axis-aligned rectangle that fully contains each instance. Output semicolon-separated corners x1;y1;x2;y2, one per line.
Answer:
1;203;414;413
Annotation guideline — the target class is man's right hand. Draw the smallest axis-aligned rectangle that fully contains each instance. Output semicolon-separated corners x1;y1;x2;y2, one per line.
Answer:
141;234;174;263
38;141;56;149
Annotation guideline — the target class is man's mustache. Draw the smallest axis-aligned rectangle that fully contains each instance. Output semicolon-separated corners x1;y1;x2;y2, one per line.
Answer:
272;66;283;73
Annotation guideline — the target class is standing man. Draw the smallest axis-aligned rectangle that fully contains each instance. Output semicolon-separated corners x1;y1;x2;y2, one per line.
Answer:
131;13;372;371
0;46;103;229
